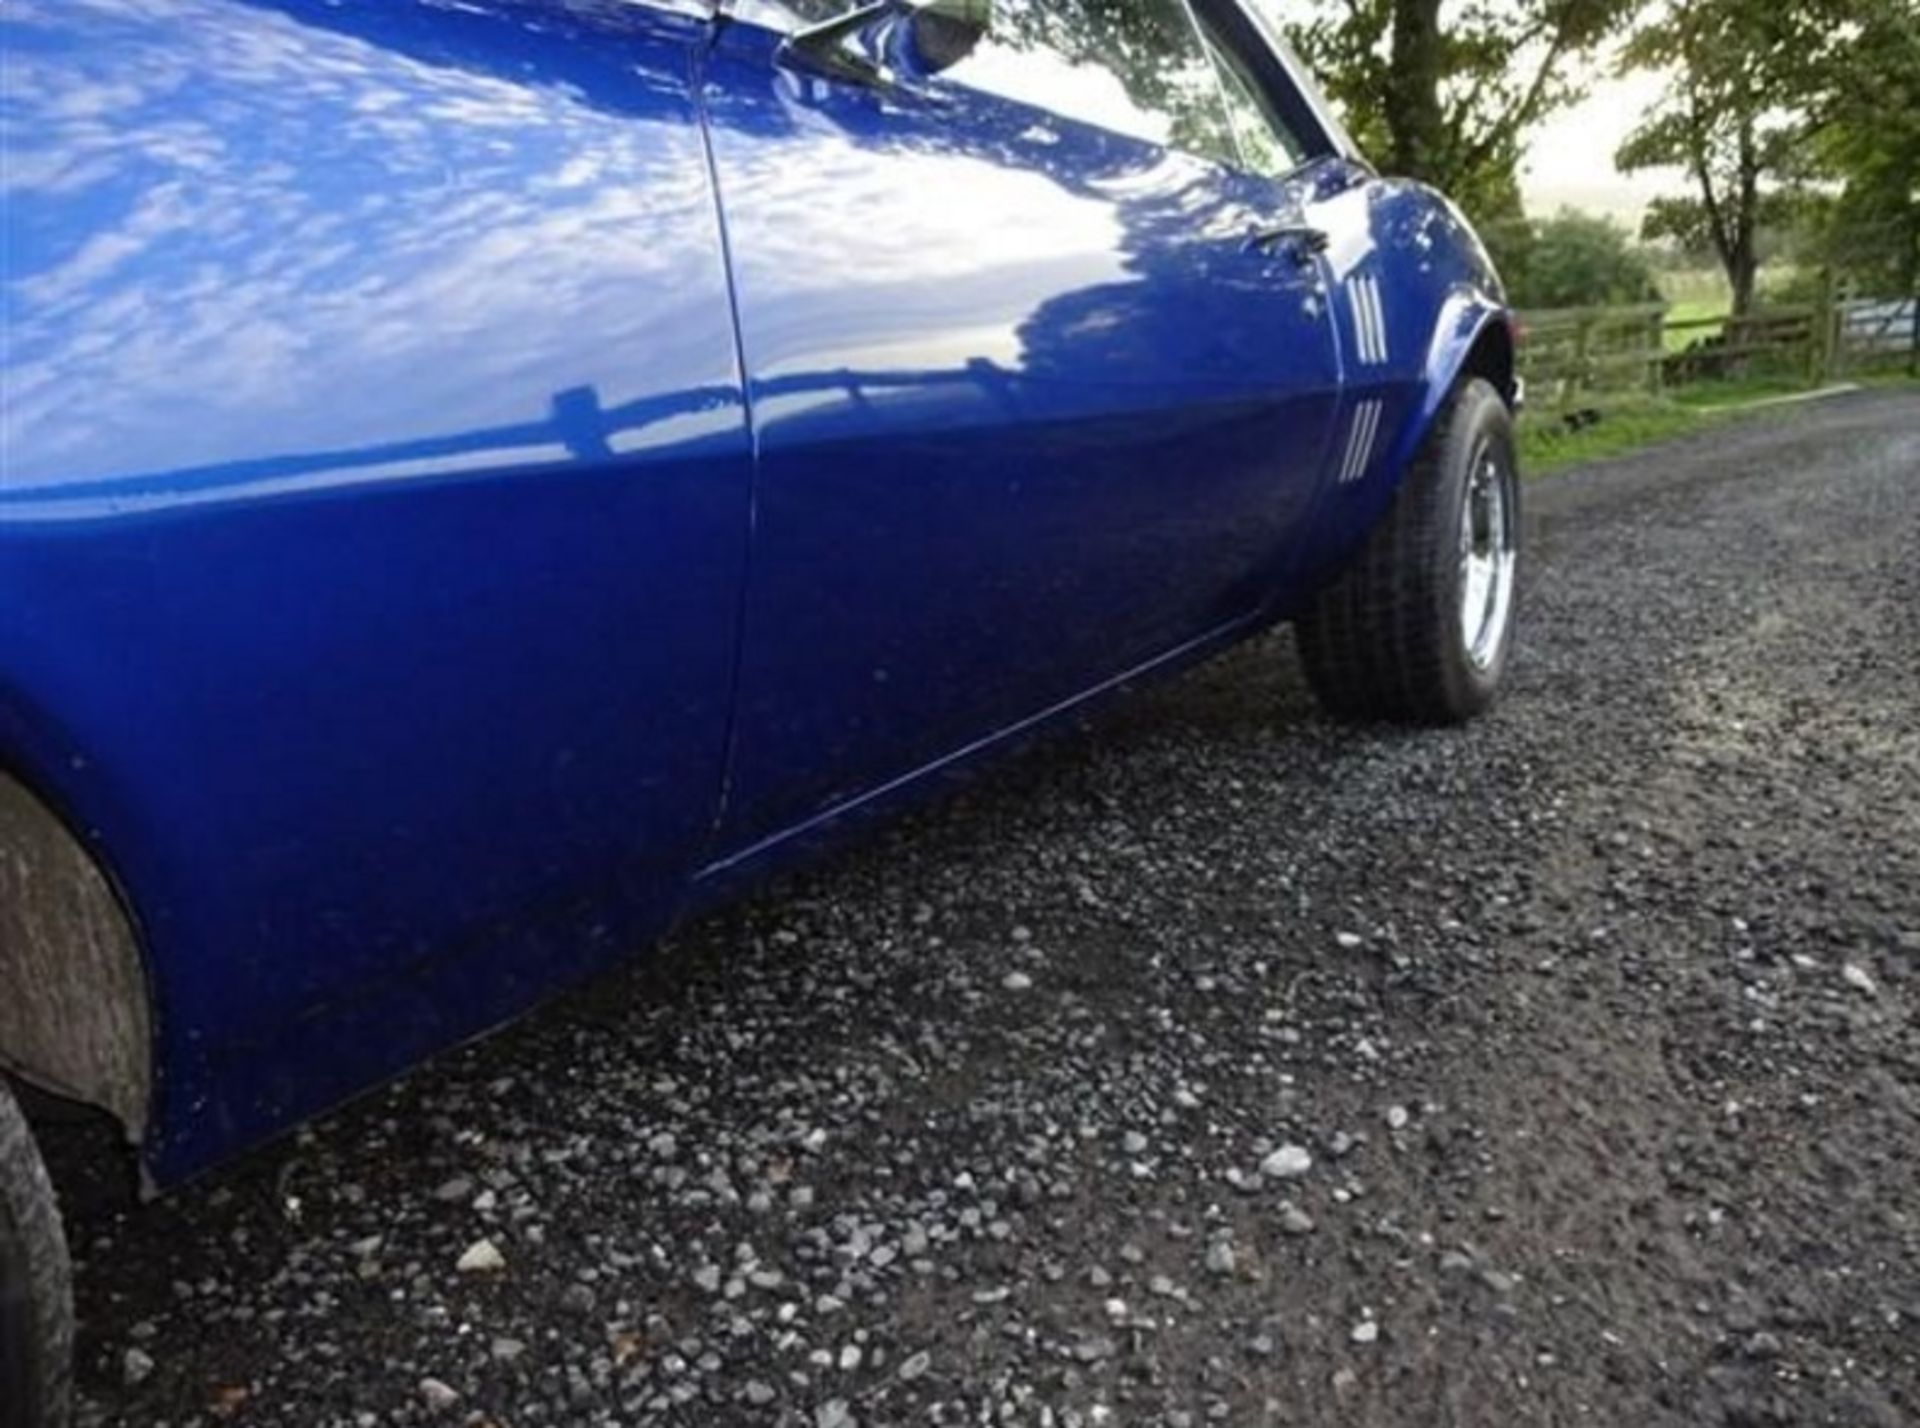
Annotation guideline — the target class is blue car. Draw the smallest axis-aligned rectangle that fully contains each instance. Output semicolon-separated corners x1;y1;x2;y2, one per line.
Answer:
0;0;1520;1418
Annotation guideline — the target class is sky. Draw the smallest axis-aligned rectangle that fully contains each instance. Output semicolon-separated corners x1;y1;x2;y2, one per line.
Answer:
1519;61;1683;227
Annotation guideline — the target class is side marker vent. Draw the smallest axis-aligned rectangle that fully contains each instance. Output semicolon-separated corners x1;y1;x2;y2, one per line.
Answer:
1338;399;1383;485
1350;275;1387;366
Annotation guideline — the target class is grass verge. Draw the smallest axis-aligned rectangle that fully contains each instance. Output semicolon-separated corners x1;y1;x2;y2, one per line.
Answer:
1518;399;1719;475
1669;374;1817;409
1518;373;1915;476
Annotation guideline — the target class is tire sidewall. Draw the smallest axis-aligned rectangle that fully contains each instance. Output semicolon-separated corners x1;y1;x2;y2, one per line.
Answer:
0;1081;72;1428
1428;379;1521;719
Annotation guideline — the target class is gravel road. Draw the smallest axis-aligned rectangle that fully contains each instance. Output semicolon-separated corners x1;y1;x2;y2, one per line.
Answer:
54;388;1920;1427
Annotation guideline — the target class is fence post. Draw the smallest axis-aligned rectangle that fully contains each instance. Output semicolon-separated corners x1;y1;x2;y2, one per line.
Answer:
1647;307;1665;396
1810;270;1835;386
1574;313;1594;403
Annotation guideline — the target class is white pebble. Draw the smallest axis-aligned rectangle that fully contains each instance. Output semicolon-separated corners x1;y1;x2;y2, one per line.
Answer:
455;1238;506;1274
1842;963;1879;996
1260;1143;1313;1179
418;1378;461;1412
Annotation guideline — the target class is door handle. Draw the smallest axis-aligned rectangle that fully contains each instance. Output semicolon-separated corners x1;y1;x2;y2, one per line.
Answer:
1245;225;1329;263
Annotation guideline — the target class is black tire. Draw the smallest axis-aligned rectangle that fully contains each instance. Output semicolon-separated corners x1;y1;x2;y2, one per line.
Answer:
0;1078;72;1428
1296;377;1521;723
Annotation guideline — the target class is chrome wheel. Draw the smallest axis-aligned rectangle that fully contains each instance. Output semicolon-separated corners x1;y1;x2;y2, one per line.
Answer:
1458;444;1515;671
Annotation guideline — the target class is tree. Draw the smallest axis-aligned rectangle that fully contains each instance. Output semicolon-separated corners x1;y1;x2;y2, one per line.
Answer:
1274;0;1631;221
1505;208;1658;308
1614;0;1847;314
1807;0;1920;292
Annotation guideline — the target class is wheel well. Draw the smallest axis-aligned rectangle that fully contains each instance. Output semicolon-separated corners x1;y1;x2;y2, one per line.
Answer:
0;771;152;1149
1460;316;1518;409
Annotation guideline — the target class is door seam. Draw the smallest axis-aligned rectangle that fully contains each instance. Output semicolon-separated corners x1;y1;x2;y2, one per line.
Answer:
687;24;764;866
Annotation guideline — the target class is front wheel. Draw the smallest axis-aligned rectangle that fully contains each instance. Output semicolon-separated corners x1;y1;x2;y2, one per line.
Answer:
1;1078;72;1428
1295;376;1521;723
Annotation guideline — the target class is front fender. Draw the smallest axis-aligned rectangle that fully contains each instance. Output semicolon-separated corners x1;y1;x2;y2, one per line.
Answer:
1416;291;1518;436
1274;177;1515;610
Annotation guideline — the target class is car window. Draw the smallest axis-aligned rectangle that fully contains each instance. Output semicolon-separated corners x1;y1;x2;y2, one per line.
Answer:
745;2;1245;167
759;0;855;19
921;2;1241;166
1195;9;1310;178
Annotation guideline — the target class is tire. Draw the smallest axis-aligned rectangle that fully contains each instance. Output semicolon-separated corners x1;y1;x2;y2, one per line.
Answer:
1295;376;1521;724
0;1078;72;1428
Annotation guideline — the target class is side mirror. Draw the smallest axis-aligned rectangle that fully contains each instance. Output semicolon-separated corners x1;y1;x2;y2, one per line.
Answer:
899;0;992;74
784;0;992;89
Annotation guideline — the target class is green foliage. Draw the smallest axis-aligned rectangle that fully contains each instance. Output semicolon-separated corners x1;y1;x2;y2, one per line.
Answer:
1807;0;1920;290
1613;0;1841;313
1618;0;1920;308
1504;209;1659;309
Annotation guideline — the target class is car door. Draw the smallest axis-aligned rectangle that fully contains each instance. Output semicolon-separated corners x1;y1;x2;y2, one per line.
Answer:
0;0;754;1176
1189;0;1409;560
703;0;1345;853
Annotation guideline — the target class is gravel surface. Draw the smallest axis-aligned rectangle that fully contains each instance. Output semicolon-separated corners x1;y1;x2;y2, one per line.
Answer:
48;388;1920;1426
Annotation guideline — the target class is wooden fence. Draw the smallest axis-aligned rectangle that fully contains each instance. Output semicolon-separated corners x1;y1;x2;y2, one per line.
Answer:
1516;303;1667;404
1518;292;1918;407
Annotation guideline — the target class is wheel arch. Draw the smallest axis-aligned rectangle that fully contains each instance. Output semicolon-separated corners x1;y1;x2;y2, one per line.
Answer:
1355;291;1516;539
0;752;156;1160
1417;292;1518;434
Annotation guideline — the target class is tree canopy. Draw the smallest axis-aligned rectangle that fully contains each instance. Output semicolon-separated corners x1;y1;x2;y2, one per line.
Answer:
1502;208;1659;309
1278;0;1631;221
1616;0;1920;309
1807;0;1920;291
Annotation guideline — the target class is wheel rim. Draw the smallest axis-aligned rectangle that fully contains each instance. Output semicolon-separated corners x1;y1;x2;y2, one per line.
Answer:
1458;444;1516;671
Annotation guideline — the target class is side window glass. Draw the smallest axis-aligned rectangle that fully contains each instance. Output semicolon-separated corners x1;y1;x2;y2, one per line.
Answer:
935;2;1240;166
1197;15;1310;178
767;0;860;19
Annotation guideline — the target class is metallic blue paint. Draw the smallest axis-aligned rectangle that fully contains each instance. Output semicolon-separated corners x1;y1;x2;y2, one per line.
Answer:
0;0;1511;1186
2;0;752;1183
700;16;1347;850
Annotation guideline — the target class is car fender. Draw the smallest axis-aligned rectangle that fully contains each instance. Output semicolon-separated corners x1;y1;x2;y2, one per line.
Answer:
1415;289;1518;440
1355;289;1515;517
1271;175;1515;609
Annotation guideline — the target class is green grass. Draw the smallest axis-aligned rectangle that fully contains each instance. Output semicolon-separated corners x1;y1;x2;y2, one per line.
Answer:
1519;398;1719;474
1855;368;1920;389
1662;297;1729;353
1669;374;1813;409
1518;371;1916;475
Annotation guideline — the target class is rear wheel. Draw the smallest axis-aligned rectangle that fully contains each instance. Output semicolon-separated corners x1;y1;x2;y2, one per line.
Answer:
0;1077;72;1428
1295;376;1520;723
